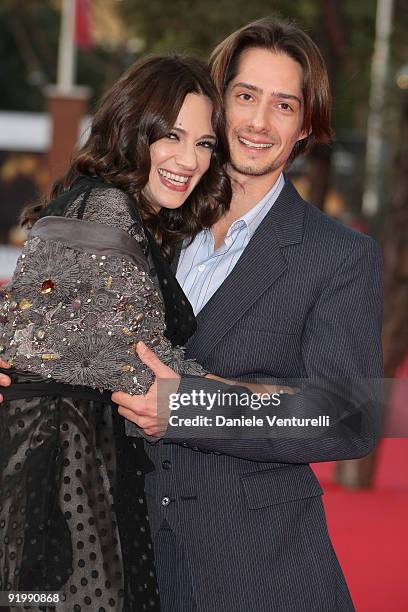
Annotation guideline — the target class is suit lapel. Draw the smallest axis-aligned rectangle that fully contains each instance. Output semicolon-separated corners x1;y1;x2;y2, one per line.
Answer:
186;179;306;361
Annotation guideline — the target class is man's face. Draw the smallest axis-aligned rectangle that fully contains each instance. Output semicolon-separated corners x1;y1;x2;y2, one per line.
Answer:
224;47;308;179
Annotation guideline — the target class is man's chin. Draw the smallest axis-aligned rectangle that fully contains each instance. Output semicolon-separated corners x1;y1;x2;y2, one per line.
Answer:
230;158;277;178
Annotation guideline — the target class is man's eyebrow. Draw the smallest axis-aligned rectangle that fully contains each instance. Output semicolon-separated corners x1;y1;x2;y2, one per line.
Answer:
232;82;263;94
272;91;303;106
173;127;216;140
232;82;302;106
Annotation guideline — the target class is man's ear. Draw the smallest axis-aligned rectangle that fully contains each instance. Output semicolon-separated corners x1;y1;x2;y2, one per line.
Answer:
297;126;312;142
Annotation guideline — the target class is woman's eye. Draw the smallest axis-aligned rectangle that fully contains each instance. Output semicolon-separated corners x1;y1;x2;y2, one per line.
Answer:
199;140;216;150
166;132;179;140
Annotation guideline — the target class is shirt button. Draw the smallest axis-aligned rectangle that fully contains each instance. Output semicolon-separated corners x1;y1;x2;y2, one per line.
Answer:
197;264;205;272
161;496;171;507
162;460;172;470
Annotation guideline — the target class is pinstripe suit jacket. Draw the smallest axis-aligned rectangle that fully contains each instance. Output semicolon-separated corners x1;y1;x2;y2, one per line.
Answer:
143;178;383;611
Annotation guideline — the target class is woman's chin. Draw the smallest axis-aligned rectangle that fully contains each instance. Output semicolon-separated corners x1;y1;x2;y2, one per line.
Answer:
157;197;189;211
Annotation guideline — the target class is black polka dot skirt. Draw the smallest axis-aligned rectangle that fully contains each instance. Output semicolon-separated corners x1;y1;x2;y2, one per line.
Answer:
0;378;161;611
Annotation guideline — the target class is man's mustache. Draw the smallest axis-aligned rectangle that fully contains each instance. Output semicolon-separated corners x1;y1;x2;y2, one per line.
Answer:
233;129;279;145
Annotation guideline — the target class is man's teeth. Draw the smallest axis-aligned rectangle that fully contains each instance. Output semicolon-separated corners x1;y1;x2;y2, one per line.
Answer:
238;137;273;149
158;169;189;183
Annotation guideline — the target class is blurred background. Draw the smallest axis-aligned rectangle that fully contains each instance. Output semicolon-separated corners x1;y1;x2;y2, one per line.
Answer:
0;0;407;609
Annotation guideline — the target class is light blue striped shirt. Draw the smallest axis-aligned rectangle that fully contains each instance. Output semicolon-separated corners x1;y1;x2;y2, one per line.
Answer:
176;173;285;314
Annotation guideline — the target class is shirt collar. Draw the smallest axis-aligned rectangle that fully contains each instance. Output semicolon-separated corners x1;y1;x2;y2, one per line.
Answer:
228;173;285;238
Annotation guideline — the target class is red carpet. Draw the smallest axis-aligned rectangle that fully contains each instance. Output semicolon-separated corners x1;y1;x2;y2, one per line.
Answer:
312;439;408;611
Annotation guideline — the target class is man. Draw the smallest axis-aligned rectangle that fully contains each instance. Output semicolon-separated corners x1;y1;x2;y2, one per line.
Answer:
1;17;383;612
111;17;383;611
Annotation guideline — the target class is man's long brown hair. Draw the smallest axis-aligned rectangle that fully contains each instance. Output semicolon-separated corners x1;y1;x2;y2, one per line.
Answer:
23;55;231;259
210;17;333;162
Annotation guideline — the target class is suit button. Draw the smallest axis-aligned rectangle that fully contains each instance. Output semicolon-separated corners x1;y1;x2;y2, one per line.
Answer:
162;460;172;470
161;496;171;507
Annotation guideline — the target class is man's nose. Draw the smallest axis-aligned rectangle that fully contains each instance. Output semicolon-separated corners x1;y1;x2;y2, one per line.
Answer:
249;102;270;132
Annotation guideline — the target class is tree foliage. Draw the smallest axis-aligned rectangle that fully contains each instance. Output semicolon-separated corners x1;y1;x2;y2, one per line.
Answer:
0;0;128;111
0;0;60;110
118;0;408;133
1;0;407;134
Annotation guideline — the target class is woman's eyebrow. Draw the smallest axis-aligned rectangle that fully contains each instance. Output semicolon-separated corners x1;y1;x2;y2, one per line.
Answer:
173;127;216;140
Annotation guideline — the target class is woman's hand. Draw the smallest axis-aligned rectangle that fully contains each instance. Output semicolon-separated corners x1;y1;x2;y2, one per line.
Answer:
0;358;12;402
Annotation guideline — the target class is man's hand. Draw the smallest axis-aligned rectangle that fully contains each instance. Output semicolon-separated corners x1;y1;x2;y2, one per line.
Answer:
0;358;11;402
112;341;180;438
206;373;297;395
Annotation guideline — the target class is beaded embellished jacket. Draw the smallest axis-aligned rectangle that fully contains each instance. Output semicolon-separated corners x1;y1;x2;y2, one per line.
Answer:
0;176;205;394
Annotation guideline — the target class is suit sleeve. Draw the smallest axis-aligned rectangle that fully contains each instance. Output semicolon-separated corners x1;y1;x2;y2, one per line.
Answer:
162;237;384;463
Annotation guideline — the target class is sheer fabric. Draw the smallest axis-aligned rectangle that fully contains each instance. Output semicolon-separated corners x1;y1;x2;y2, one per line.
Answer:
0;177;204;610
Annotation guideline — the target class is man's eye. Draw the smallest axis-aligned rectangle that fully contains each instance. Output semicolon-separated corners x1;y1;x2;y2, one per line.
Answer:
238;93;253;101
278;103;293;112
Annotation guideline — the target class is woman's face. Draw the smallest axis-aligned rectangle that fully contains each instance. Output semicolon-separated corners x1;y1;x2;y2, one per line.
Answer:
145;93;216;210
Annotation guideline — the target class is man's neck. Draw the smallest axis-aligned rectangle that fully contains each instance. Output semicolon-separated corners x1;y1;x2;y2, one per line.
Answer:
210;168;283;250
228;167;283;219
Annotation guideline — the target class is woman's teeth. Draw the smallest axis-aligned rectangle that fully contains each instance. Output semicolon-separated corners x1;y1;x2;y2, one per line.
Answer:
158;169;189;184
238;137;273;149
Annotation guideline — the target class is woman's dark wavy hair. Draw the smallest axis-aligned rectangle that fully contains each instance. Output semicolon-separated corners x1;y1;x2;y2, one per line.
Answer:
23;55;231;259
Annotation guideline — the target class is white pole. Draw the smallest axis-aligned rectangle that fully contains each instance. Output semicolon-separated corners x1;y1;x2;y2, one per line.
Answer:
362;0;395;216
56;0;76;92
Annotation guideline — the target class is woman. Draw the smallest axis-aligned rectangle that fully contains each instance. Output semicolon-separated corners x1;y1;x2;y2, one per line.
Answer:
0;55;231;611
